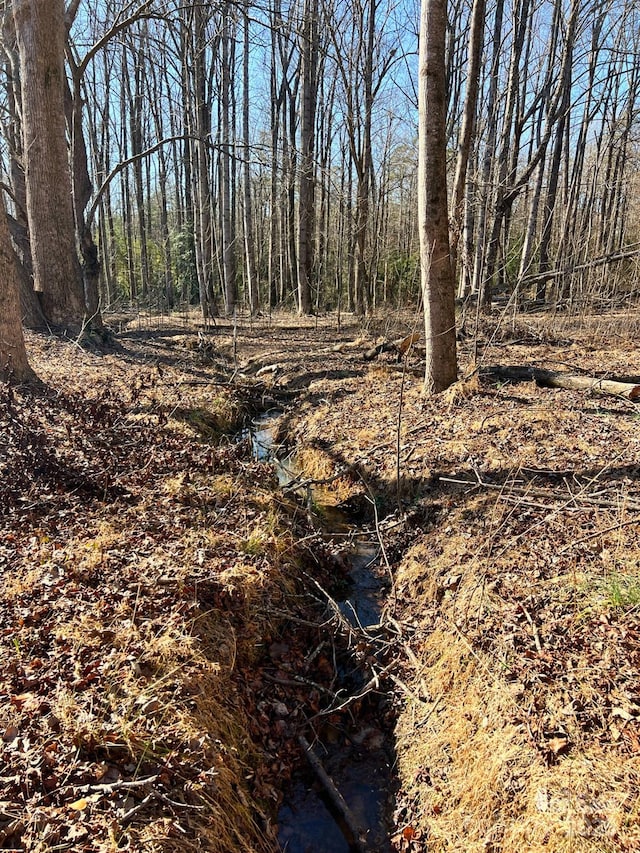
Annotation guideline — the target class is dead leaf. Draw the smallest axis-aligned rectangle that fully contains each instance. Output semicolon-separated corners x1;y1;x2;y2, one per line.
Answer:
2;725;19;743
68;793;101;811
545;736;569;755
612;706;636;722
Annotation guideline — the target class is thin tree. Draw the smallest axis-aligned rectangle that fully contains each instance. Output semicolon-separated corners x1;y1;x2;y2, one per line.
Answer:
418;0;457;393
449;0;485;288
297;0;318;314
220;2;236;316
242;3;259;314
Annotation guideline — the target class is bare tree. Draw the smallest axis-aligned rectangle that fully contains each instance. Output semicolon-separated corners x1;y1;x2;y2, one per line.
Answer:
242;3;259;315
220;2;236;316
296;0;318;315
449;0;485;288
419;0;457;393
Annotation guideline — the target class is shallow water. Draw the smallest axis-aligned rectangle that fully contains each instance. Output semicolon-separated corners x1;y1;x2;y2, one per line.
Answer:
245;413;394;853
278;751;393;853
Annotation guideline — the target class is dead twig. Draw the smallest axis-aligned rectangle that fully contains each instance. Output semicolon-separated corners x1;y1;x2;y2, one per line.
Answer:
121;793;155;824
121;790;204;825
519;604;543;653
262;671;339;701
74;775;159;795
316;662;395;717
265;605;333;629
281;466;352;495
557;517;640;554
438;474;640;512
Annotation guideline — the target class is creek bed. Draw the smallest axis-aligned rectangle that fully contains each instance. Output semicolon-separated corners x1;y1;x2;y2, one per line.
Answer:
246;413;397;852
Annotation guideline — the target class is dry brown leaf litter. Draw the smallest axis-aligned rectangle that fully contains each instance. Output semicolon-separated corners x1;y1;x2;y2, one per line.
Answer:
2;309;640;852
268;310;640;852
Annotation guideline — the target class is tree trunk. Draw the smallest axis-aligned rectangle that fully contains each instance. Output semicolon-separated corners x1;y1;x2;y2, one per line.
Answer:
449;0;485;288
470;0;504;300
129;43;150;300
0;193;34;382
297;0;318;315
191;5;216;319
352;0;376;315
65;66;105;333
13;0;84;328
418;0;457;393
220;4;236;316
242;6;259;315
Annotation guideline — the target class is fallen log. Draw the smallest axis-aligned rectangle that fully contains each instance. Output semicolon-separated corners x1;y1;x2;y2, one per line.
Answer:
482;365;640;400
297;734;368;851
363;332;421;362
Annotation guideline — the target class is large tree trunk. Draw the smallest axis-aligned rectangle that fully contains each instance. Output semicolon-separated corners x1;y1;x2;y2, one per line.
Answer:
418;0;457;393
0;194;34;382
13;0;84;328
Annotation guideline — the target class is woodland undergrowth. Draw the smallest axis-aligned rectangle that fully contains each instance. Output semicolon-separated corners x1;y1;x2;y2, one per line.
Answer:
2;309;640;852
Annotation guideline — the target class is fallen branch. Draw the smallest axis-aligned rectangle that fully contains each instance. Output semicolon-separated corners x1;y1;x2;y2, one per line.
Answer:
74;775;159;795
281;466;351;495
121;793;155;824
520;243;640;287
363;332;421;362
262;671;339;700
439;474;640;512
121;789;204;825
297;735;369;851
557;517;640;554
318;662;395;717
482;365;640;400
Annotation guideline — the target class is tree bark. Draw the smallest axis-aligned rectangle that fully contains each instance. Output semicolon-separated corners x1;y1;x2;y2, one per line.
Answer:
242;6;259;315
220;3;236;316
297;0;318;315
418;0;457;393
0;193;34;382
65;67;105;333
449;0;485;289
13;0;84;328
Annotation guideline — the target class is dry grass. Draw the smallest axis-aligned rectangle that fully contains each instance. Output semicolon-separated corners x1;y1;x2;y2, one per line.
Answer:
0;327;312;852
279;308;640;852
5;307;640;851
393;488;640;852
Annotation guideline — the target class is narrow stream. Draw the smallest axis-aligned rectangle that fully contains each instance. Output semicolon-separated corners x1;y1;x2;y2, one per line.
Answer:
246;414;395;853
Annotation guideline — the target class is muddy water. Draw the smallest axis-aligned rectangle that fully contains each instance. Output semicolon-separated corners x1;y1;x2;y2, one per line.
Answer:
246;415;395;853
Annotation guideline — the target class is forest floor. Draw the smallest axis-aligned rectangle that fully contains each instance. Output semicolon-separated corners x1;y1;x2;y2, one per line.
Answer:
1;306;640;852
